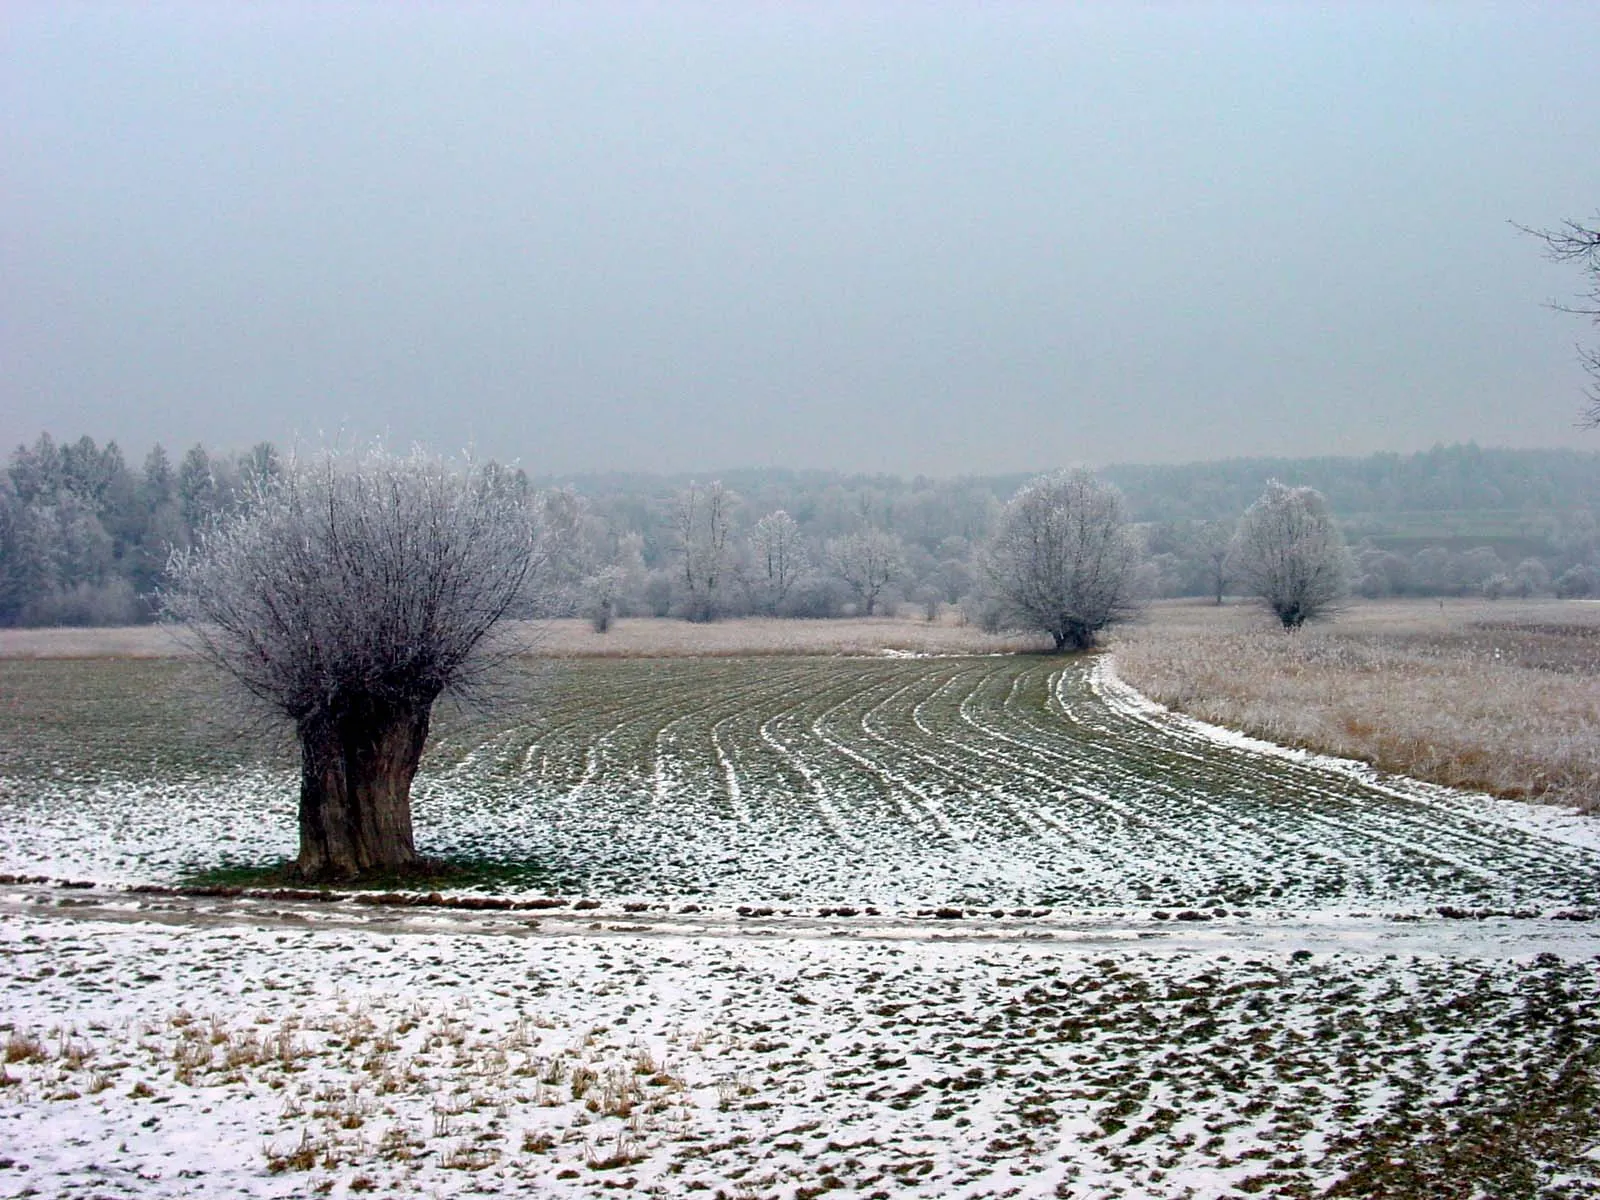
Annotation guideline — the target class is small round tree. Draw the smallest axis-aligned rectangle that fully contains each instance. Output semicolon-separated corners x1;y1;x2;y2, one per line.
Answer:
985;469;1143;651
163;449;542;881
1231;480;1350;629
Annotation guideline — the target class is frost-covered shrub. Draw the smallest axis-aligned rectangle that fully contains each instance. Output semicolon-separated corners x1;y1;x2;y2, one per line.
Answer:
1232;482;1350;629
1556;564;1599;598
20;578;142;627
984;470;1143;651
782;572;848;619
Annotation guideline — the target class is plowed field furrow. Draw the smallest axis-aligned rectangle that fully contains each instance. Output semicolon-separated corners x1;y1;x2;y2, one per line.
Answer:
891;666;1129;859
944;670;1317;903
807;670;978;844
414;664;836;887
5;654;1598;912
1077;662;1600;903
547;662;806;786
849;669;1023;844
952;667;1217;851
1010;666;1487;894
1013;664;1533;894
764;666;926;847
868;666;1144;858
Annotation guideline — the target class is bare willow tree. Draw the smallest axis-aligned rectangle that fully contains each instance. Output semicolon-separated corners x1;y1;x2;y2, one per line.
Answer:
747;509;806;615
162;449;545;880
985;470;1143;651
1197;519;1235;605
828;528;904;616
674;480;734;622
1522;215;1600;425
1232;480;1350;630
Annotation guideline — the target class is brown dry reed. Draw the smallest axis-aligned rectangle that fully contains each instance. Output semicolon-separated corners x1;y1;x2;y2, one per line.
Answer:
1111;598;1600;813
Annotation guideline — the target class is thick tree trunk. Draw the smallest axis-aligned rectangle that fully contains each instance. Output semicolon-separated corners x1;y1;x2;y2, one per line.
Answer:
1051;623;1095;653
294;697;433;880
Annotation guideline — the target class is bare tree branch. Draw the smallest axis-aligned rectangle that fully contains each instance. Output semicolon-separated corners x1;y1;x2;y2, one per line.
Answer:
828;528;904;617
674;481;736;622
1518;215;1600;425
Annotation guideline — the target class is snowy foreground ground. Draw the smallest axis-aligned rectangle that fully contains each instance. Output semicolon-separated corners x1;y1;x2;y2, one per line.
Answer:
3;651;1600;1198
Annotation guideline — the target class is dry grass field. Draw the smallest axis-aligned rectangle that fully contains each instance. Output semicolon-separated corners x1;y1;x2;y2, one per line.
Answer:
1110;598;1600;813
0;615;1035;661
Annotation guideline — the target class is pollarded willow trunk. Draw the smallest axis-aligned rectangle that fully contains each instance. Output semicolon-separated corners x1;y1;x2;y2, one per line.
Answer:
294;696;434;880
1051;622;1096;653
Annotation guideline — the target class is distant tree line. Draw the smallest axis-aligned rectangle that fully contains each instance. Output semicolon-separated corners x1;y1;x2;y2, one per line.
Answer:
1102;443;1600;523
0;434;282;626
6;434;1600;628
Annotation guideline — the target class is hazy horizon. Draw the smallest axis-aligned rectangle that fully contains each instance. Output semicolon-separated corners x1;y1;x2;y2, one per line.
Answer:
12;431;1598;490
6;4;1599;475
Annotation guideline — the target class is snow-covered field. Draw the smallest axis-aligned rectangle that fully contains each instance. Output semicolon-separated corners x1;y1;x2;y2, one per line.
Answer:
3;651;1599;1197
5;654;1598;914
6;910;1600;1199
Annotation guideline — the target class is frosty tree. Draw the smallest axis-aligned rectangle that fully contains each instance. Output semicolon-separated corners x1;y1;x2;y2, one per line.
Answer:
1232;481;1350;629
674;480;734;623
1196;519;1235;606
1523;215;1600;425
163;449;545;880
828;528;904;616
747;509;806;615
985;470;1143;651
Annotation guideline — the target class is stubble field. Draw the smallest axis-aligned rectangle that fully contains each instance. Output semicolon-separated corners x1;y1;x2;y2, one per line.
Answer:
2;619;1599;1198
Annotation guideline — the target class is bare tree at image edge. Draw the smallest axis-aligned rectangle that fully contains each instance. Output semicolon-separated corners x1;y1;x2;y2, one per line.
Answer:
985;470;1143;652
163;451;543;881
1520;215;1600;426
1232;480;1350;630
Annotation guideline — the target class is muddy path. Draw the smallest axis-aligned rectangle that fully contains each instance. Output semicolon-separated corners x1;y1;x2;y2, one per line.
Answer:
6;877;1597;959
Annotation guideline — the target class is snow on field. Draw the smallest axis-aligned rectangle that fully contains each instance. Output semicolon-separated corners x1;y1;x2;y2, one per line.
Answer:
4;656;1600;916
5;653;1600;1198
1090;656;1600;857
5;909;1600;1199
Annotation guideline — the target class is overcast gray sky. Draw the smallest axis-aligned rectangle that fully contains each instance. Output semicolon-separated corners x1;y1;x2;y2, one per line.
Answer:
4;3;1598;475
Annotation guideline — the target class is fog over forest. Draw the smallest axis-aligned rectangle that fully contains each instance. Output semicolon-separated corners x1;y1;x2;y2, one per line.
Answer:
7;7;1599;624
6;431;1599;628
4;5;1599;473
